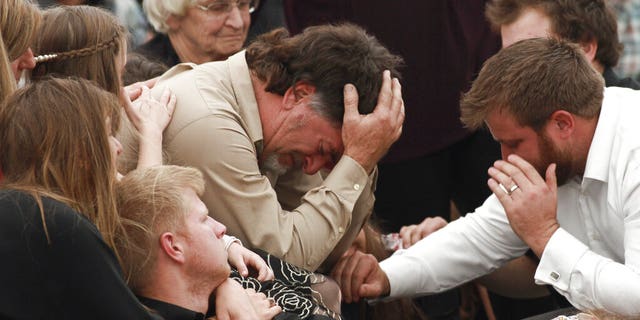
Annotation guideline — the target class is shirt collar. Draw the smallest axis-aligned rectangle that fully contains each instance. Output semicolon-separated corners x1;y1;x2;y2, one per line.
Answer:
582;87;619;183
138;296;205;320
227;50;265;154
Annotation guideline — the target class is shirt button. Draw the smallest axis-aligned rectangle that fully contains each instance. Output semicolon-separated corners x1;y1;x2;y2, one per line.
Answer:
353;184;360;191
338;227;344;233
550;271;560;281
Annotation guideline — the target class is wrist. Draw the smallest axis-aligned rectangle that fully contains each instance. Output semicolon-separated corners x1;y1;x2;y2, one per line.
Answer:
530;223;560;258
139;126;163;139
381;273;391;297
343;151;375;174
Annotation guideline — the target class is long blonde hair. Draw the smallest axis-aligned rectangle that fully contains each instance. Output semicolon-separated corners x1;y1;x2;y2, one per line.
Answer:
0;77;123;261
0;0;40;100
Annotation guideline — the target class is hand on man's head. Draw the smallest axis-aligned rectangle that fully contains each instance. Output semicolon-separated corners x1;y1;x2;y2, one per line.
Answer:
341;70;404;173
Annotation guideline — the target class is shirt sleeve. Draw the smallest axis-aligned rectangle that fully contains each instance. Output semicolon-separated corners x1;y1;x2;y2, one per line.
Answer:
535;228;640;315
534;160;640;316
379;195;528;298
168;115;375;271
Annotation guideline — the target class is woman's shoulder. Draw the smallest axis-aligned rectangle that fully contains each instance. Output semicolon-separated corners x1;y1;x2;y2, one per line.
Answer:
0;189;100;241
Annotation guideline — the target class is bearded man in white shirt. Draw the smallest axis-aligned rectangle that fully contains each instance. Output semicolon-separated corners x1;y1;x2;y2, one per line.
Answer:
332;37;640;316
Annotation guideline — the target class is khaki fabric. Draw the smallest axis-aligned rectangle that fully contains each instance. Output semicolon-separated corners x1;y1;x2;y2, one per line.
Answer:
120;51;375;271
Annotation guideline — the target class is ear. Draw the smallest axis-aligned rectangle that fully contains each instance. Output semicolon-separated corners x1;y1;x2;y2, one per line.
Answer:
580;38;598;63
159;232;186;264
282;81;316;110
166;14;182;32
545;110;575;139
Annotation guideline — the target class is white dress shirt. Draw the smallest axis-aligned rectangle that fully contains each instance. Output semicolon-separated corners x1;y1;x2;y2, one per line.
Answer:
380;87;640;316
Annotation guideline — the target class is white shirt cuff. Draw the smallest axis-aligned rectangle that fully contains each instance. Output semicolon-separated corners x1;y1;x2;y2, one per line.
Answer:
535;228;589;291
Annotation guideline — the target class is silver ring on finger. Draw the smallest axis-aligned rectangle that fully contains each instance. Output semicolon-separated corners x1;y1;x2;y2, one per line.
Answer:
498;183;509;195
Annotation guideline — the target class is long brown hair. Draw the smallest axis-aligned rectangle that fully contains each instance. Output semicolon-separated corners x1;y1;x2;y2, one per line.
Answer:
0;0;40;100
0;77;123;261
31;5;126;101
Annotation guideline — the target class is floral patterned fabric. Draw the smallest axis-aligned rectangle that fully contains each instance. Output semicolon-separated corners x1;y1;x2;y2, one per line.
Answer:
230;250;340;320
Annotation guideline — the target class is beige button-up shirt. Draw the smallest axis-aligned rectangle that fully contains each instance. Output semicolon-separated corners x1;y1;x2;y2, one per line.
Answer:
129;51;376;271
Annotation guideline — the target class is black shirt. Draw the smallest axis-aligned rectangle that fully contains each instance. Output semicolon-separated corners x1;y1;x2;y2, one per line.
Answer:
0;190;161;320
138;297;205;320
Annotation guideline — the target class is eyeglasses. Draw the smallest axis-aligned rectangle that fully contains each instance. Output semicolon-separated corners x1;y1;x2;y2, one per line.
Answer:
194;0;260;15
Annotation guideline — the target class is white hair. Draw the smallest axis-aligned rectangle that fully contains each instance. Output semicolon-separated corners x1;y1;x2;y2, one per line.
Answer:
142;0;197;33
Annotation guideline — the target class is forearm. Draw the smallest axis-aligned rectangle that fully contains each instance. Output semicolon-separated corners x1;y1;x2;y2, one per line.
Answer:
381;198;528;298
136;128;164;169
477;255;550;299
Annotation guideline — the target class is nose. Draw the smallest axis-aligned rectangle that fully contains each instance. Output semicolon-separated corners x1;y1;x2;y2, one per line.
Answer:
212;218;227;238
303;154;330;175
224;6;244;29
500;145;511;160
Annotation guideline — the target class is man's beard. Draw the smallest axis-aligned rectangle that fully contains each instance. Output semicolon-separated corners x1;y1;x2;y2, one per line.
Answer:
535;133;575;186
259;153;291;177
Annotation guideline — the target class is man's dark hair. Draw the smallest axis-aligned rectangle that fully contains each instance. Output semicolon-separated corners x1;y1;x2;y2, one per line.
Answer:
246;23;403;123
122;53;168;86
486;0;622;67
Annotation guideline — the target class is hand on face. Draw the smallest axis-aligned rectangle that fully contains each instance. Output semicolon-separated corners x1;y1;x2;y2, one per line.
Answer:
226;242;274;281
330;248;390;303
487;154;560;257
399;216;448;249
341;70;404;173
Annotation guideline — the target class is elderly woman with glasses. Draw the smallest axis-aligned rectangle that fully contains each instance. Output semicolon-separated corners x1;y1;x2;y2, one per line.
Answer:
138;0;259;66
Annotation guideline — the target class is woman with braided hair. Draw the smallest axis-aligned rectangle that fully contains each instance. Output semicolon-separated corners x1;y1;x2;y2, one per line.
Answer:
31;5;175;176
32;5;127;98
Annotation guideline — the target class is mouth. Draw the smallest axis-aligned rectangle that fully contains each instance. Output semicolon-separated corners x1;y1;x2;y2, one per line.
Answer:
218;33;245;41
